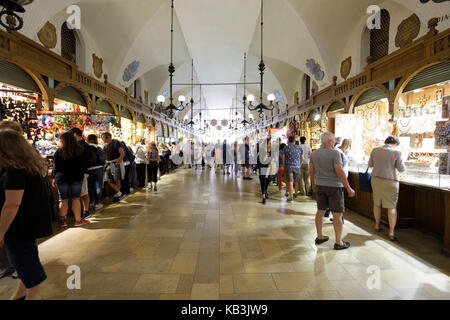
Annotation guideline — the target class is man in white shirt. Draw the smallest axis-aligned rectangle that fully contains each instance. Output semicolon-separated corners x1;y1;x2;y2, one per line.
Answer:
299;136;312;196
133;139;147;188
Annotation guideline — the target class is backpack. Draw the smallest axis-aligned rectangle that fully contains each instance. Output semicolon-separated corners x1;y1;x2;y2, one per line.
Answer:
123;145;136;163
87;145;99;168
87;145;104;168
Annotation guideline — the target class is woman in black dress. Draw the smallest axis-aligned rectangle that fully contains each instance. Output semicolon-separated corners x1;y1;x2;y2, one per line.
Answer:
0;129;53;300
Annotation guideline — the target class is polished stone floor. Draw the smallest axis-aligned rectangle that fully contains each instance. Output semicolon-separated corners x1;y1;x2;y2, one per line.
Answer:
1;168;449;300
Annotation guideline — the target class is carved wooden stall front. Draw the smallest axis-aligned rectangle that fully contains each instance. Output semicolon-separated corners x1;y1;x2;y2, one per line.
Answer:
0;29;190;133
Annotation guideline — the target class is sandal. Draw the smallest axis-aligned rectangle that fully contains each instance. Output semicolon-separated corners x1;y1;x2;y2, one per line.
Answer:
375;227;383;232
334;241;351;250
315;236;329;245
389;235;397;242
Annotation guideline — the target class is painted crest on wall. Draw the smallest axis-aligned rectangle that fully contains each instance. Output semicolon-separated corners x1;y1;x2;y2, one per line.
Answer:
306;59;325;81
92;54;103;79
395;14;421;48
37;21;57;49
340;57;352;80
122;61;140;82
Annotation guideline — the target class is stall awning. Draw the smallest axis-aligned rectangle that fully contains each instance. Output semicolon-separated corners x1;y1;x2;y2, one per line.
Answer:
96;100;115;115
308;108;322;120
120;107;133;120
56;87;86;106
0;60;41;93
328;101;345;113
354;88;386;107
403;62;450;93
137;114;146;124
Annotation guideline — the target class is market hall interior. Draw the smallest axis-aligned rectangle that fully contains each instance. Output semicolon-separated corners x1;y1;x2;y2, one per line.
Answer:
0;0;449;301
1;169;450;300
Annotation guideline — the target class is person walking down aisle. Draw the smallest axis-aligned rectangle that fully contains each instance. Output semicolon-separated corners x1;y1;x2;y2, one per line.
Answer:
70;128;91;220
163;145;172;174
222;140;230;175
0;130;53;300
282;136;304;202
0;121;24;280
134;139;148;189
299;137;312;196
242;137;252;180
369;136;406;241
86;135;105;211
53;132;90;227
310;132;355;250
120;141;134;195
146;142;161;192
277;143;287;193
257;138;274;205
101;133;125;203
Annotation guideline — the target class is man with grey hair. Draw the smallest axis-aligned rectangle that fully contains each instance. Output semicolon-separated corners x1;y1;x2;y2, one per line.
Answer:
310;132;355;250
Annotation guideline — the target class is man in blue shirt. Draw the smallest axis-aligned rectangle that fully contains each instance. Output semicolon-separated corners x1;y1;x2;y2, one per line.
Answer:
282;136;304;202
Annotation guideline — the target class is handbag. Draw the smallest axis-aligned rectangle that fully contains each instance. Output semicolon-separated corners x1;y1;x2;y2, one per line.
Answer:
359;168;373;193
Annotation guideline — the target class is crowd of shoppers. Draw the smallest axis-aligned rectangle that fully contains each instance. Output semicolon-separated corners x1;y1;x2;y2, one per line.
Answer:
0;117;408;299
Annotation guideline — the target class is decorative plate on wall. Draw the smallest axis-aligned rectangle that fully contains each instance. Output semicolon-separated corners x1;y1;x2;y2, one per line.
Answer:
37;21;57;49
395;14;421;48
221;119;228;126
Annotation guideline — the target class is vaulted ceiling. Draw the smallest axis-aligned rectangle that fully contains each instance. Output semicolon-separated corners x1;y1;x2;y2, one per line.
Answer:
16;0;450;126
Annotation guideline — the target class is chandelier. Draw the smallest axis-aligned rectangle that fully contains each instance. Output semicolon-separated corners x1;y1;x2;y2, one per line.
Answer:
155;0;186;118
246;0;276;118
0;0;31;31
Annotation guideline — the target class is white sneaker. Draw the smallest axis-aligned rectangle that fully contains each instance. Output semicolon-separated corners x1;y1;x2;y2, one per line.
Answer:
94;203;103;210
130;188;134;193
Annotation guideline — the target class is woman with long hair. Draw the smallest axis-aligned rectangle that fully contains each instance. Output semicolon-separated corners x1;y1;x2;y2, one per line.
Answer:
338;138;353;178
0;129;53;300
52;132;90;228
257;138;274;205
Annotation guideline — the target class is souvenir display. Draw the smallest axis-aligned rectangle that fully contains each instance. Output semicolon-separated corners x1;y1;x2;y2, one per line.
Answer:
434;120;450;149
29;114;120;157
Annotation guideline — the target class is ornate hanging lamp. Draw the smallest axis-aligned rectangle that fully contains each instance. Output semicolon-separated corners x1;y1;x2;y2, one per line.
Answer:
247;0;276;118
156;0;186;118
